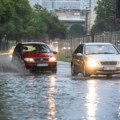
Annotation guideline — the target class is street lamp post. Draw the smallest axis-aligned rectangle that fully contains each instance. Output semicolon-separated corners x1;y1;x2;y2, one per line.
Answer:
85;9;91;35
51;0;54;11
109;16;117;46
114;18;117;47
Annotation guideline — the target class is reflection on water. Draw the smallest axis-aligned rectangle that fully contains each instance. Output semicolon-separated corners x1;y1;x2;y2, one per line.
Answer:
48;75;57;120
119;105;120;117
27;75;36;86
9;54;12;58
86;80;98;120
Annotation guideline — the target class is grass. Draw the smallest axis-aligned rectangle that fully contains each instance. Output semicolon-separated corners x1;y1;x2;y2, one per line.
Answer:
56;52;72;62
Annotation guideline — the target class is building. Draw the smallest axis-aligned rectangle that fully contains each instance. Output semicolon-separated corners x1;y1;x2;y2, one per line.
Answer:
42;0;90;11
29;0;42;6
29;0;90;30
29;0;90;11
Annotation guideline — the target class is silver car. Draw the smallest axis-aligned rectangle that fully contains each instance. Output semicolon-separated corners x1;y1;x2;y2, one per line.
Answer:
71;43;120;77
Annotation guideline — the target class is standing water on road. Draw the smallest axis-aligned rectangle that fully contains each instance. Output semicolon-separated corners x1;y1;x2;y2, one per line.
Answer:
0;58;120;120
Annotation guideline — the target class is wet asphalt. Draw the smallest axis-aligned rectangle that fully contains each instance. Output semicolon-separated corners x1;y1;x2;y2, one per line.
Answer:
0;54;120;120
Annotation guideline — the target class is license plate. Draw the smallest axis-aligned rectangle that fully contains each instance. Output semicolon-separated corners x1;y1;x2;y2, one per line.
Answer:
104;67;116;70
37;63;48;67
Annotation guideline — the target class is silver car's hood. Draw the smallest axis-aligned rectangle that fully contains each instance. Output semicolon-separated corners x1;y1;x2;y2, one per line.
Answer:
86;54;120;61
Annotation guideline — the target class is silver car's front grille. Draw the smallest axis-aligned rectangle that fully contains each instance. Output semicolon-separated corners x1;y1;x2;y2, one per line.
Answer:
35;58;49;62
101;61;117;65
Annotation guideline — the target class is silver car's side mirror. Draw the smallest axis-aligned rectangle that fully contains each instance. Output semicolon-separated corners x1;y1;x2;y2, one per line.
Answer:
76;53;83;56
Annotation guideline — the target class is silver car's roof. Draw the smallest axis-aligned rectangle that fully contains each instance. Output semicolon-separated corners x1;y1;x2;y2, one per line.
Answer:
83;42;113;46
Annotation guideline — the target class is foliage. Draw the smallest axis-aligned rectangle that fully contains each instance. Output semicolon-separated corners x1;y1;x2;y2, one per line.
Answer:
68;24;86;37
28;4;48;41
0;0;32;38
56;52;71;62
29;4;67;40
91;0;120;34
0;1;67;44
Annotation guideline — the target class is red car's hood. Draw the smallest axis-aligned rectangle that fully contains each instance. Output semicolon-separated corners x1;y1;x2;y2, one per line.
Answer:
21;53;54;58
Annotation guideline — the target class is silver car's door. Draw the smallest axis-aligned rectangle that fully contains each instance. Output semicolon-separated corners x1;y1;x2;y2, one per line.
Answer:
73;44;84;72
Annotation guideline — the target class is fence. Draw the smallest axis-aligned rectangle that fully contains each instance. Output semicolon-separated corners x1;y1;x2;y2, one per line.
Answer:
57;31;120;57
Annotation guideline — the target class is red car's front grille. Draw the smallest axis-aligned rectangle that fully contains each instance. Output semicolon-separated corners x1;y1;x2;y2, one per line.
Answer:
35;58;49;62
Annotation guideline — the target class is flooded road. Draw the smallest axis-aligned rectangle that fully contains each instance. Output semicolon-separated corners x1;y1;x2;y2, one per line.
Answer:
0;54;120;120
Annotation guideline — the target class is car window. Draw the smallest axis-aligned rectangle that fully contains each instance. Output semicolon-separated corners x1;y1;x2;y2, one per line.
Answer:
74;44;83;54
38;44;51;53
85;45;119;54
14;44;22;54
22;44;51;53
22;45;36;52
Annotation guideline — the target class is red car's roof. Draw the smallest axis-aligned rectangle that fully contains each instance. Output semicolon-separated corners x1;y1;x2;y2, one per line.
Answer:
21;42;45;45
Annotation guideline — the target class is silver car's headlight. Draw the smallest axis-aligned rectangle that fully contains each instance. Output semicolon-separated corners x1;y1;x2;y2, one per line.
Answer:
86;58;100;68
24;58;35;62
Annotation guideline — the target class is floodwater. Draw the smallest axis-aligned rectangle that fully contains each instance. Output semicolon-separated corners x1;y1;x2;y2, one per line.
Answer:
0;55;120;120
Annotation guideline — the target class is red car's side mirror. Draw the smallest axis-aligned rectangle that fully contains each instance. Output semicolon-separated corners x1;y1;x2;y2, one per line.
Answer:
53;51;57;54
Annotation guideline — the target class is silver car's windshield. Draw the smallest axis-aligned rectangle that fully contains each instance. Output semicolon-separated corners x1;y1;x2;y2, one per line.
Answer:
85;45;119;55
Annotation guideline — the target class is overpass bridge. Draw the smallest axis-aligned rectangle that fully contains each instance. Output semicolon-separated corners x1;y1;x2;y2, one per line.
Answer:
55;10;86;28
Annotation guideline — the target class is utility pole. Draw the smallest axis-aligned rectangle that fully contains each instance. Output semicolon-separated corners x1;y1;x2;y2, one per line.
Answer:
85;9;91;35
51;0;54;11
114;0;120;46
116;0;120;19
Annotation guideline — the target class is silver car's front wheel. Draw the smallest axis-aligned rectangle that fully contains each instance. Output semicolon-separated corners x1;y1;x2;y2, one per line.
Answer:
52;68;57;74
83;65;90;77
106;74;112;78
71;64;78;76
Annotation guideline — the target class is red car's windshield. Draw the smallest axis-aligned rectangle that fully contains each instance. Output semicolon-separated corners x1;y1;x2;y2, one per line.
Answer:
22;44;51;53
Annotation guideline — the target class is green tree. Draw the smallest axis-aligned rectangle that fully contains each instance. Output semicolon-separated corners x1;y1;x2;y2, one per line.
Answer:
0;0;32;50
0;0;16;49
91;0;120;33
35;4;67;39
0;1;67;49
0;0;14;34
10;0;32;41
27;4;48;41
29;4;67;41
68;24;86;37
0;0;32;41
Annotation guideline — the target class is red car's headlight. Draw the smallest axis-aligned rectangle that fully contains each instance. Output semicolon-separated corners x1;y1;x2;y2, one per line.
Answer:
8;49;14;54
24;58;35;62
49;57;56;62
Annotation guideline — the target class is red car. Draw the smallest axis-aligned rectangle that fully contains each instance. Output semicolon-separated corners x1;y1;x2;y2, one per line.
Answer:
12;42;57;73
